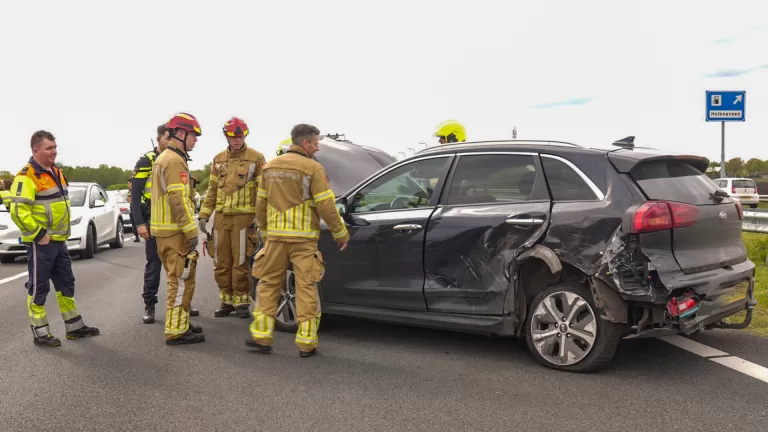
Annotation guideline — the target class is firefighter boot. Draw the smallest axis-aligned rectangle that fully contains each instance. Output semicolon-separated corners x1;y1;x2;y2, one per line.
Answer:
190;307;200;317
214;303;235;317
31;326;61;347
189;323;203;333
300;349;317;358
66;325;101;340
143;306;155;324
166;331;206;346
245;338;273;354
235;305;250;319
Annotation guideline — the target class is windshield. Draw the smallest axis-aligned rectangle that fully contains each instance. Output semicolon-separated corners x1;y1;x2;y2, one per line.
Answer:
69;187;87;206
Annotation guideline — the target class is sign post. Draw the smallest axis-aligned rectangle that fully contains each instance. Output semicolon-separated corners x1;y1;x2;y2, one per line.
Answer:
706;90;746;178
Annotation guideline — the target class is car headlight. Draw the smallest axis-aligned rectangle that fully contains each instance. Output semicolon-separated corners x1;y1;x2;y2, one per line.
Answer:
71;216;82;225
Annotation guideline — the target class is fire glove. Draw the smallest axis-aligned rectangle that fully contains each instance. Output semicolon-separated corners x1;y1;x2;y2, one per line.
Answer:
198;218;208;233
188;235;199;252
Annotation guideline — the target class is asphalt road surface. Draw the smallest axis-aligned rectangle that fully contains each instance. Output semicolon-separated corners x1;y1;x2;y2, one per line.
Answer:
0;237;767;432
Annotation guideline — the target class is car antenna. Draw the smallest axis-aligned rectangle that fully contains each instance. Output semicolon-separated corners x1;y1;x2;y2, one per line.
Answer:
612;136;635;149
150;138;156;150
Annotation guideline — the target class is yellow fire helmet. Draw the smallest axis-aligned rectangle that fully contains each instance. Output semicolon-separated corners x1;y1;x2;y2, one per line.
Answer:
433;120;466;144
276;137;293;156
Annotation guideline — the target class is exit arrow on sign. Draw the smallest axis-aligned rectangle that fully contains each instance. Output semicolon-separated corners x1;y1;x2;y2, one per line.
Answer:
735;95;743;104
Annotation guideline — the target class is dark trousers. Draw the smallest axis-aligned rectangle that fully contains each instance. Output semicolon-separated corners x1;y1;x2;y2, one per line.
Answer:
25;241;85;334
142;217;162;307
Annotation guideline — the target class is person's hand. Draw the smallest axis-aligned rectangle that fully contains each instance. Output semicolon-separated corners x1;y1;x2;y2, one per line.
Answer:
188;235;199;251
338;241;348;251
38;233;51;245
198;218;208;233
137;225;150;240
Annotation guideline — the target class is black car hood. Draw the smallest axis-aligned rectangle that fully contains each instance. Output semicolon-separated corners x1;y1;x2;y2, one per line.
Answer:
277;138;396;196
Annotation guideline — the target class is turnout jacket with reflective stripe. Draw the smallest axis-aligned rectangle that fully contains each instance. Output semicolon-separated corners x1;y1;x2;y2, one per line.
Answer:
9;158;71;242
255;145;349;243
199;143;265;219
149;144;198;240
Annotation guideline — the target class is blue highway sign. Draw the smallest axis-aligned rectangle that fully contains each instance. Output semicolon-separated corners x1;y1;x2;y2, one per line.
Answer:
706;90;745;122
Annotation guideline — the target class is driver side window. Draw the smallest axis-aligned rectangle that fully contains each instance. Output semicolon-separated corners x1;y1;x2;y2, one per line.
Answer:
349;156;450;214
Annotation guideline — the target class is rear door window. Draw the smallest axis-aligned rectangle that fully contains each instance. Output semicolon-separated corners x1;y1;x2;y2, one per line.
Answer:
630;160;718;206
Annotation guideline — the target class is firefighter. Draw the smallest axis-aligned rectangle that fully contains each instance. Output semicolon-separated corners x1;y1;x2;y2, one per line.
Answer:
247;123;349;357
9;130;100;347
433;120;466;144
198;117;266;318
130;124;200;324
150;113;205;345
275;137;292;156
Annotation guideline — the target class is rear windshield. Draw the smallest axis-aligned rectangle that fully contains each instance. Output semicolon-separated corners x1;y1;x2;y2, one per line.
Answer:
630;159;719;206
734;179;756;189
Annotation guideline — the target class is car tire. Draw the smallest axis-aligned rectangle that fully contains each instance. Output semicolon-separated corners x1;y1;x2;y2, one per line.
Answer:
81;224;96;259
0;255;16;264
524;282;623;373
109;220;124;249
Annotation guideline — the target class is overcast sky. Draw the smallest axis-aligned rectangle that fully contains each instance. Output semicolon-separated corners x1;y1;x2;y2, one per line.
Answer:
1;0;765;173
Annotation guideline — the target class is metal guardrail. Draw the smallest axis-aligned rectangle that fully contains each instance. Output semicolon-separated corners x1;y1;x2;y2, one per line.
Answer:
760;195;768;203
742;208;768;233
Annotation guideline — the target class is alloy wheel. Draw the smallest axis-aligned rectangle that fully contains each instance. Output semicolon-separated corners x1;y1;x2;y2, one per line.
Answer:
529;291;597;366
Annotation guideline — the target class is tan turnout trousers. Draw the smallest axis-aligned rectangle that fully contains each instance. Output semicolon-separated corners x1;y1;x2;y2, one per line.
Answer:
212;213;256;307
250;239;325;352
157;232;198;340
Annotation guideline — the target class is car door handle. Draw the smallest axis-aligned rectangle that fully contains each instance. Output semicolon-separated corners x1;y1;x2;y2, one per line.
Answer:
505;218;545;225
393;224;422;231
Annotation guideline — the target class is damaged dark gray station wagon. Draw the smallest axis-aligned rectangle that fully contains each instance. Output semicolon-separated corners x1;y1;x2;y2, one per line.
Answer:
256;137;757;373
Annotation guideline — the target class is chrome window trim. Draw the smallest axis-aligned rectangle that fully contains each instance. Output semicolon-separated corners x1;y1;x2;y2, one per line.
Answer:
540;154;605;201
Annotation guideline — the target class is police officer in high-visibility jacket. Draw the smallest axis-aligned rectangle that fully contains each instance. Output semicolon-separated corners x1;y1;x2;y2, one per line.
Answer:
9;130;100;347
150;113;205;345
247;124;349;357
199;117;266;318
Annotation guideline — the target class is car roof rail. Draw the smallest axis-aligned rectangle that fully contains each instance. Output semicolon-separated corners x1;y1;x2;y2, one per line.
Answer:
420;139;585;152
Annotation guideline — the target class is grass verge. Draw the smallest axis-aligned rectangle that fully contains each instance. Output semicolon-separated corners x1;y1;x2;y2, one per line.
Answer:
723;232;768;337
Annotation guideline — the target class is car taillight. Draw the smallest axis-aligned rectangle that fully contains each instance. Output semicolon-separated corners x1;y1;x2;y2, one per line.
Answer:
120;207;128;213
732;186;736;194
667;293;700;319
734;200;743;220
630;201;698;233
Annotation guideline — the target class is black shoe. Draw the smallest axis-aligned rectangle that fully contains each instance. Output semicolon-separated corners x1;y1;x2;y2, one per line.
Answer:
133;238;140;243
66;325;100;340
33;334;61;347
214;304;235;317
189;323;203;334
300;349;317;358
189;308;200;317
235;305;251;319
143;306;155;324
166;331;205;345
245;338;272;354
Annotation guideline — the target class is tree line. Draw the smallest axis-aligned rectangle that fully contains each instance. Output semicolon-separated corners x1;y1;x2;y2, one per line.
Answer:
0;162;213;194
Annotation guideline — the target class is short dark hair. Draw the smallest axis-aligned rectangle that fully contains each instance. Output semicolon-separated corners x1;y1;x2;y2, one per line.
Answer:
157;124;167;138
291;124;320;146
30;130;55;149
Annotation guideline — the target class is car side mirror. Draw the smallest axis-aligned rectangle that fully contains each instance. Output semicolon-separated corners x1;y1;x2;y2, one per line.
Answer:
93;199;106;208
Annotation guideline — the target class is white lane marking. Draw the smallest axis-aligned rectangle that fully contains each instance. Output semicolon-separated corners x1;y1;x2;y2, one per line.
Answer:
657;335;729;358
0;271;26;285
658;335;768;384
710;356;768;384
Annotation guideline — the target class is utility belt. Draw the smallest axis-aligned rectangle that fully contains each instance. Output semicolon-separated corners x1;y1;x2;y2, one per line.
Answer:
140;199;151;217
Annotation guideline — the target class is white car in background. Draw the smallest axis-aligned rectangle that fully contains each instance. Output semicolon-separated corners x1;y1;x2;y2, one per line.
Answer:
107;189;133;232
713;177;760;209
0;181;124;263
